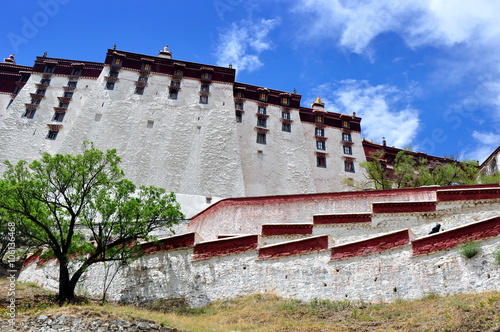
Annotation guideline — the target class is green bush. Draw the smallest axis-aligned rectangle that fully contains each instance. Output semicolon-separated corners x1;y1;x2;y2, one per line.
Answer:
458;241;480;259
494;246;500;265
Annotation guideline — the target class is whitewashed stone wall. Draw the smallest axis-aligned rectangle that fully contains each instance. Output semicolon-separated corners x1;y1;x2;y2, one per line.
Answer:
19;235;500;308
0;60;368;199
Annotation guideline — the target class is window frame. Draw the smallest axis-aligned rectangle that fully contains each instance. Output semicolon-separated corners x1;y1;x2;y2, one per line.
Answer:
23;109;36;119
200;95;209;104
169;90;178;100
256;133;267;144
53;112;65;122
236;111;243;123
315;127;325;137
342;133;352;142
343;145;353;155
257;117;267;128
316;141;326;150
135;86;145;95
344;161;355;173
317;156;327;168
47;130;59;140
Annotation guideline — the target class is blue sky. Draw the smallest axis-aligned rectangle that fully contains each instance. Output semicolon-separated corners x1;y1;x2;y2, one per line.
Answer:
2;0;499;163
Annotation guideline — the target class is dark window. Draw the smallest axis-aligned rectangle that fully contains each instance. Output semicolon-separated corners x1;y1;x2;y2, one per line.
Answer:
236;111;243;123
32;99;41;105
53;112;65;122
258;106;266;114
174;69;183;76
67;81;77;88
135;86;145;95
59;102;69;108
201;84;210;92
315;128;324;137
106;82;115;90
19;74;29;82
142;63;151;71
36;89;46;95
169;90;178;100
109;70;119;78
71;68;82;76
235;102;244;111
138;76;148;83
316;141;326;150
201;72;211;80
47;130;59;140
342;133;352;142
40;78;51;85
170;80;181;88
43;64;55;73
200;95;208;104
282;112;290;120
343;146;352;155
257;133;266;144
23;109;36;118
257;117;267;128
63;91;73;98
317;157;327;168
345;161;355;172
282;123;291;132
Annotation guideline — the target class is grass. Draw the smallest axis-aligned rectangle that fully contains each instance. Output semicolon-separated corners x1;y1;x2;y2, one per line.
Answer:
494;246;500;264
458;241;481;259
1;279;499;331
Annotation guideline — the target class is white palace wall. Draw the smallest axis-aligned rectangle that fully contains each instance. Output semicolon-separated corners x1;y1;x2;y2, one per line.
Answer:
19;233;500;308
19;186;500;308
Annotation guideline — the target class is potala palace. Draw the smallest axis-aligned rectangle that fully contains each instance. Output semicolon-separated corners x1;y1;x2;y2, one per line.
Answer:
1;48;499;307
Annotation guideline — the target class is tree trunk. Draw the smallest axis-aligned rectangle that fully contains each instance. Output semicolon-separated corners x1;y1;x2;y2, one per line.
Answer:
58;256;76;303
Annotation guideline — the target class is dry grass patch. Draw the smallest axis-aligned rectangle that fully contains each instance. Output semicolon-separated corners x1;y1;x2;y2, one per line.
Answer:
1;279;499;331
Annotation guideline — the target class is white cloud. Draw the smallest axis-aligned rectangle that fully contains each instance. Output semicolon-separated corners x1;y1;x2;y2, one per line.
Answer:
291;0;500;54
462;131;500;163
312;81;420;148
215;18;278;72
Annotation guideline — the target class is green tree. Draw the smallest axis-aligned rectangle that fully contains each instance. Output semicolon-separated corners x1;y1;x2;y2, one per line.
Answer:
353;149;480;190
0;142;184;303
359;150;392;189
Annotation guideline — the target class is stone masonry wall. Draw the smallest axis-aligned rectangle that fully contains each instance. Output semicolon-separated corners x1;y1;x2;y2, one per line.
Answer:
19;233;499;308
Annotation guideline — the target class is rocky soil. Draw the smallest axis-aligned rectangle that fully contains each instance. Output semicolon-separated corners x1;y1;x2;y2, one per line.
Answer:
2;312;181;331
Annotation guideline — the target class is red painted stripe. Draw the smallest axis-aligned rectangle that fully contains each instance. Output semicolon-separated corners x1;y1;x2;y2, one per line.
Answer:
313;213;372;224
193;235;261;260
331;230;412;260
372;201;436;214
259;235;331;260
437;188;500;202
140;233;199;254
261;224;313;236
412;216;500;255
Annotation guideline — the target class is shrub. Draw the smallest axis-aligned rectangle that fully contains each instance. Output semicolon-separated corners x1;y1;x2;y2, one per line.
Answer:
459;241;480;259
494;246;500;265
